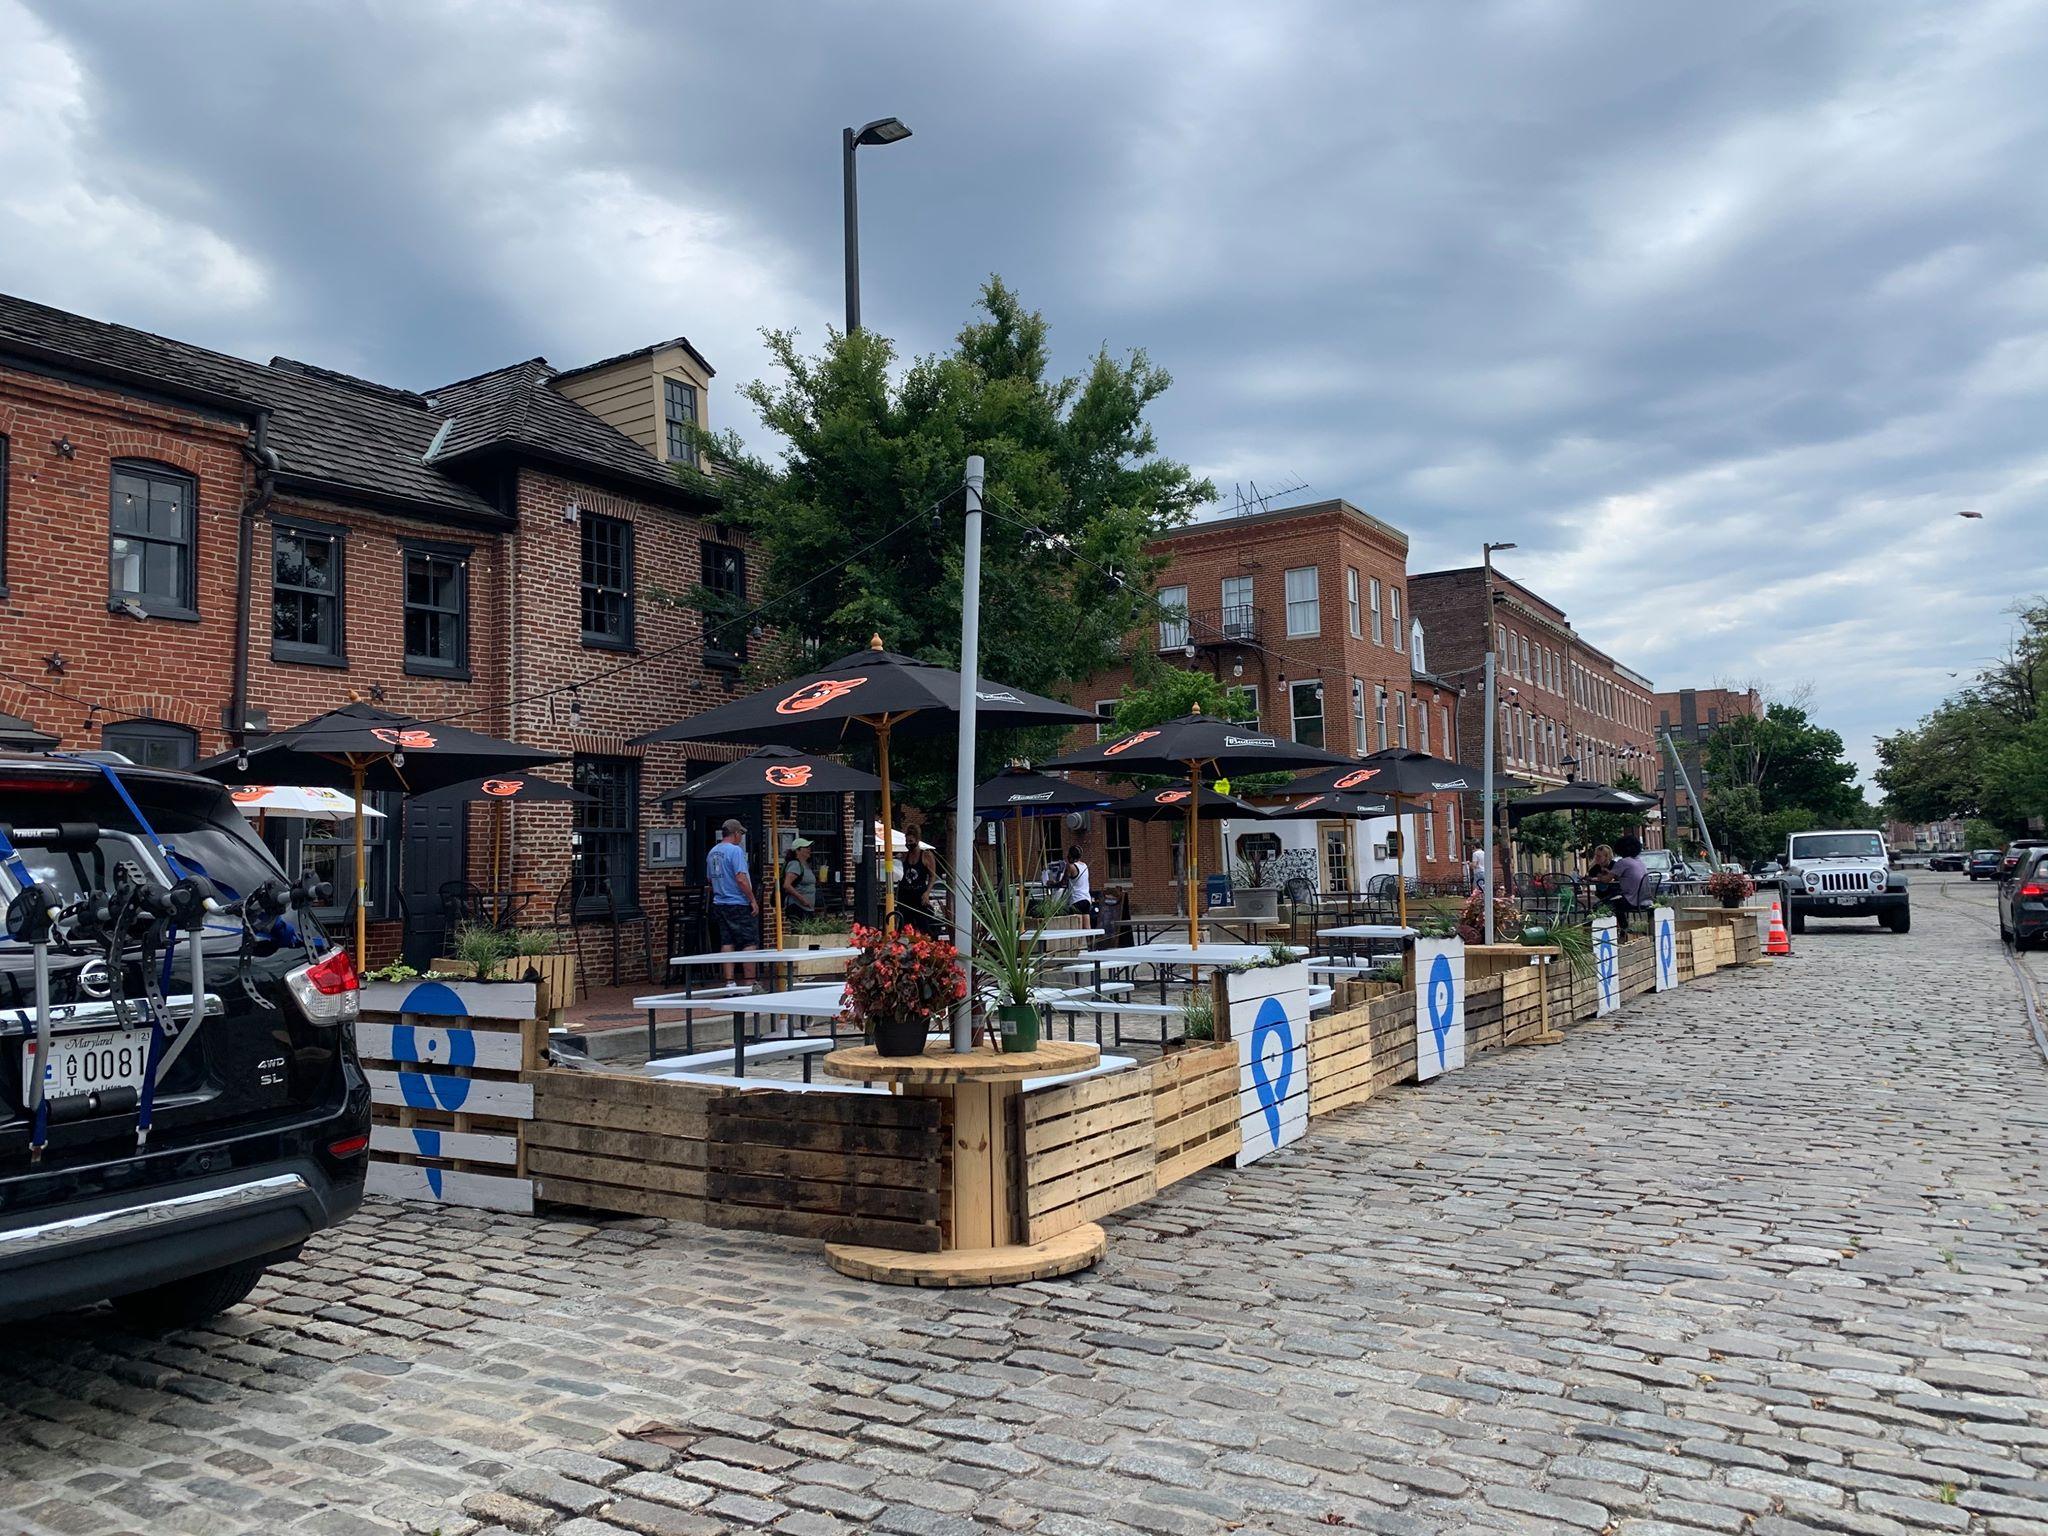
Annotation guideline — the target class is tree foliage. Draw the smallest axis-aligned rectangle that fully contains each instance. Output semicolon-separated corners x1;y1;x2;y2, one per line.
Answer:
1876;599;2048;833
1104;669;1287;794
677;279;1212;807
1700;704;1864;826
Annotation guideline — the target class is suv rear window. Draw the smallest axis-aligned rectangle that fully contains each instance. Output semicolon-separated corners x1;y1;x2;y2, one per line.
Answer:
0;771;280;909
1788;833;1885;860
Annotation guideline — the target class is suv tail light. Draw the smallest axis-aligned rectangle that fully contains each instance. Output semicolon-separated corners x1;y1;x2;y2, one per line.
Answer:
2021;883;2047;899
286;946;360;1026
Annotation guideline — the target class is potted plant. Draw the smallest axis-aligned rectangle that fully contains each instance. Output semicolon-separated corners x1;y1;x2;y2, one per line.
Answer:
837;923;967;1058
1705;869;1755;909
435;924;577;1015
1228;855;1281;922
970;881;1068;1054
444;921;513;981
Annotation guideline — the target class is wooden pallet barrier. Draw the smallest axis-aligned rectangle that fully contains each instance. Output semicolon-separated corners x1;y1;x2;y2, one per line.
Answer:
1151;1045;1240;1187
1307;1002;1377;1116
1017;1068;1158;1243
1465;973;1507;1055
1501;964;1549;1046
1368;988;1418;1093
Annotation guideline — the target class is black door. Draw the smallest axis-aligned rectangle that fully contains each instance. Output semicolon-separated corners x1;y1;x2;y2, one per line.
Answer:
401;799;468;968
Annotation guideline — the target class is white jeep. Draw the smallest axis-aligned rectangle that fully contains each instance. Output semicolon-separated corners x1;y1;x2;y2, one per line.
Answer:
1779;829;1910;935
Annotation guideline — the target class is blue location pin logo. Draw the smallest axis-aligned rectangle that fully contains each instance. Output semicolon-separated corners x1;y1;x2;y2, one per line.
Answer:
1427;951;1456;1063
1249;996;1294;1144
1658;918;1676;983
1596;928;1618;1002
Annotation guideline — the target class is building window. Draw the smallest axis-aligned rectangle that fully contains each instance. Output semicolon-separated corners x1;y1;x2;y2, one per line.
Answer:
1441;705;1452;758
1220;574;1255;638
1289;679;1324;747
272;520;345;665
1411;620;1427;672
0;433;9;587
1284;566;1320;637
1418;696;1430;754
403;545;469;678
1157;584;1189;650
1322;825;1351;893
1104;815;1132;882
1346;567;1361;637
1390;588;1404;652
1500;703;1512;762
1370;577;1383;644
581;515;635;649
701;540;746;662
1226;684;1260;728
1094;699;1120;741
1395;690;1409;748
1351;678;1367;753
1425;807;1437;860
573;756;641;912
101;719;196;771
109;461;197;618
664;378;699;463
1520;635;1531;680
1375;685;1389;752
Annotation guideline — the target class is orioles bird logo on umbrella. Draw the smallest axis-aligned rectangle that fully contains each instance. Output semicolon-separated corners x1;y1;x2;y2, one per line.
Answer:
1155;789;1189;804
1334;767;1378;789
1104;728;1161;757
481;778;524;797
775;677;868;715
369;728;438;749
765;763;814;788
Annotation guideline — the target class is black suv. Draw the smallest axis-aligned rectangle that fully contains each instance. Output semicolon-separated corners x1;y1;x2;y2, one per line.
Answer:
1;754;369;1325
2000;847;2047;951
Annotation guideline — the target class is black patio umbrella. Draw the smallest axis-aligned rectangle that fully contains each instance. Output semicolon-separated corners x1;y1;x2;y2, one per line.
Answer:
656;746;890;949
1105;782;1267;821
1280;748;1486;929
1255;790;1397;820
198;701;561;964
1045;710;1358;945
948;766;1113;884
413;773;594;900
1504;782;1658;821
632;637;1091;921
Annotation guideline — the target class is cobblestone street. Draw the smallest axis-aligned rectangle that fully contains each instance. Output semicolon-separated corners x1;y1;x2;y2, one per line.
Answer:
4;876;2044;1536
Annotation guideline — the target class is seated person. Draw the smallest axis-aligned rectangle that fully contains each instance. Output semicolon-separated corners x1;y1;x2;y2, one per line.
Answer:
1608;835;1652;936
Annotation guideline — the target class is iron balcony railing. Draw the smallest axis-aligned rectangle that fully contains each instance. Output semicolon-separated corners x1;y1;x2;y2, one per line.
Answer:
1159;603;1264;651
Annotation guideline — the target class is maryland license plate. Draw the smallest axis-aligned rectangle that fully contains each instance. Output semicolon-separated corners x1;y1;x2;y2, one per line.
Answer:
24;1028;151;1100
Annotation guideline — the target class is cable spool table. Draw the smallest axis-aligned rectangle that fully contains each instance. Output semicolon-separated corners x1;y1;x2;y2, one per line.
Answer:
820;1039;1104;1287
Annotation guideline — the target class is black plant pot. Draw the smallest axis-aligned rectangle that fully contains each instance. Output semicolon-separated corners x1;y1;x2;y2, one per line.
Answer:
871;1015;930;1057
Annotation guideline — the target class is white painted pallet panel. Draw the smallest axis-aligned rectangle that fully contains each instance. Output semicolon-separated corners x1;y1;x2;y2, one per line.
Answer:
368;1123;518;1166
1413;937;1467;1080
1226;962;1311;1167
1593;916;1621;1016
365;1068;533;1120
1653;906;1679;992
358;979;537;1020
367;1160;533;1214
357;1020;525;1073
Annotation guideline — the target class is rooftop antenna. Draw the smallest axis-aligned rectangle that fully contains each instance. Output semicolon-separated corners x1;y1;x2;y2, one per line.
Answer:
1229;474;1310;518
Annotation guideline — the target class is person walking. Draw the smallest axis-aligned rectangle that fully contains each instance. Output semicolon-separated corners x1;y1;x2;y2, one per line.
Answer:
897;826;940;934
708;818;759;984
781;837;818;919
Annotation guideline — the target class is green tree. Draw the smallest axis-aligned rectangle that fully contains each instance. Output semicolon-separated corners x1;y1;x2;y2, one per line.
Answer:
1513;812;1576;864
1962;817;2006;851
1702;703;1863;824
1702;785;1769;865
1103;668;1286;793
678;279;1211;807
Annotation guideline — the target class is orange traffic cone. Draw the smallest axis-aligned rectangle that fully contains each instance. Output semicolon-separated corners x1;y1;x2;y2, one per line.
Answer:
1766;898;1791;957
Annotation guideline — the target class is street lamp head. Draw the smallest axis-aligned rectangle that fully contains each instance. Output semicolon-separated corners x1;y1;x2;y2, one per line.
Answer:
854;117;913;147
1485;541;1519;555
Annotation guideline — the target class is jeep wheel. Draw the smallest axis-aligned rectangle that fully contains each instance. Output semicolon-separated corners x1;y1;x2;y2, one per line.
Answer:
1885;909;1911;935
109;1256;272;1331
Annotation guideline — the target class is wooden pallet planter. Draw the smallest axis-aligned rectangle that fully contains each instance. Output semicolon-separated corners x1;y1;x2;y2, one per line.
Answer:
358;979;541;1214
1464;973;1507;1056
1368;989;1417;1093
432;953;577;1019
1307;1001;1378;1115
528;1070;946;1250
1617;939;1656;1002
1500;965;1548;1046
1548;963;1599;1025
1017;1068;1157;1243
1680;927;1721;980
1151;1045;1240;1187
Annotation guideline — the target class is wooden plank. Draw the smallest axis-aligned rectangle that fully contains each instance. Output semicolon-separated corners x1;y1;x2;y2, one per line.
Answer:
523;1118;713;1170
717;1088;943;1129
368;1124;516;1165
951;1080;1000;1250
358;979;537;1019
826;1223;1099;1284
527;1146;708;1197
706;1169;940;1222
708;1142;938;1191
713;1201;942;1253
357;1020;525;1073
532;1174;708;1223
1021;1068;1152;1125
535;1070;726;1112
710;1113;943;1159
1157;1130;1240;1188
367;1161;533;1214
366;1069;532;1120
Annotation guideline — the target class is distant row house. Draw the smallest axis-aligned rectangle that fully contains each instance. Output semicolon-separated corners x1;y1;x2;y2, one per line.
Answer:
0;292;782;976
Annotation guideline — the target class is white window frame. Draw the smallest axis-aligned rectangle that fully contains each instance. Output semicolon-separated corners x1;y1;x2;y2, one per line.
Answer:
1418;696;1430;754
1220;574;1256;640
1370;578;1383;645
1094;699;1120;742
1226;683;1260;728
1351;677;1367;753
1289;678;1325;747
1395;690;1409;748
1375;685;1389;751
1391;588;1405;653
1425;806;1437;860
1346;567;1362;638
1284;565;1321;638
1157;584;1189;650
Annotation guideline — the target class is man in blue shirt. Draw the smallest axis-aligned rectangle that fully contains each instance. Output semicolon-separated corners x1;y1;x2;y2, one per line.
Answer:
708;818;759;983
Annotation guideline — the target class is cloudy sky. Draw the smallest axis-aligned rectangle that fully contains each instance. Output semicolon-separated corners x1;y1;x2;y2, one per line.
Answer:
5;0;2045;784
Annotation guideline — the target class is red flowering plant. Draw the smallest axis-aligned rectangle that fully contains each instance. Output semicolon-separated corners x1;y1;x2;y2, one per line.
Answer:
1705;869;1755;905
837;923;968;1040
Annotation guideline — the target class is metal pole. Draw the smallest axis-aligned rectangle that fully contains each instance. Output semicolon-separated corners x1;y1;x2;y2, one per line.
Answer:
1481;593;1497;946
1661;730;1719;866
949;455;985;1052
842;128;861;333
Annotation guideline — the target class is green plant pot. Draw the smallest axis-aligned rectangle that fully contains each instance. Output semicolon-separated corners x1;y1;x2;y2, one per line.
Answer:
872;1015;930;1057
996;1002;1041;1054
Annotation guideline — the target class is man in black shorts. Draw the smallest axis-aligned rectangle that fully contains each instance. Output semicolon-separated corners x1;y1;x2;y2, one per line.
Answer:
707;818;759;983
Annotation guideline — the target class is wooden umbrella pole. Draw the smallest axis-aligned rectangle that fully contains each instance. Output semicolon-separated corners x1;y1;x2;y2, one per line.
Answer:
1186;770;1202;950
875;718;896;926
768;795;785;952
352;759;369;970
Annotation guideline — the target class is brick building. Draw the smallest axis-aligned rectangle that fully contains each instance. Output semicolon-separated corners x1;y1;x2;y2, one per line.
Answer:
0;291;765;977
1062;500;1467;914
1406;565;1661;863
1652;685;1761;851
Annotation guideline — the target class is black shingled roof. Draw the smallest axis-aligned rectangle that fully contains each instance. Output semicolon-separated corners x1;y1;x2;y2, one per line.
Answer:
0;292;715;524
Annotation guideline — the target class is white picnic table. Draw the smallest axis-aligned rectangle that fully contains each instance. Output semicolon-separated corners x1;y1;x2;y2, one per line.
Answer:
1314;924;1418;941
667;945;859;969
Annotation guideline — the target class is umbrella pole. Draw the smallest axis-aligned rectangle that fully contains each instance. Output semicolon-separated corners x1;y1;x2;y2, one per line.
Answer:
352;760;368;970
1395;793;1410;933
876;719;896;927
1012;806;1025;918
1187;772;1201;950
768;795;785;952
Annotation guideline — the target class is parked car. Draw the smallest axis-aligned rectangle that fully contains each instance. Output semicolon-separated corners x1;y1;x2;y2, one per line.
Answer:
1751;859;1784;881
0;753;369;1325
1968;849;2004;880
1927;851;1965;872
1778;828;1910;934
1999;839;2046;879
2000;846;2048;950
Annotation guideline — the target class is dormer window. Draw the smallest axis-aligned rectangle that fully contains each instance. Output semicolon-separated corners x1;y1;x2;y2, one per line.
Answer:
664;378;699;463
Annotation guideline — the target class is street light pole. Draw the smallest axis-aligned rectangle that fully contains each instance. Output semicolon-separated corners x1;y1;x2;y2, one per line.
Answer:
841;116;913;334
950;455;985;1054
1480;541;1517;944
